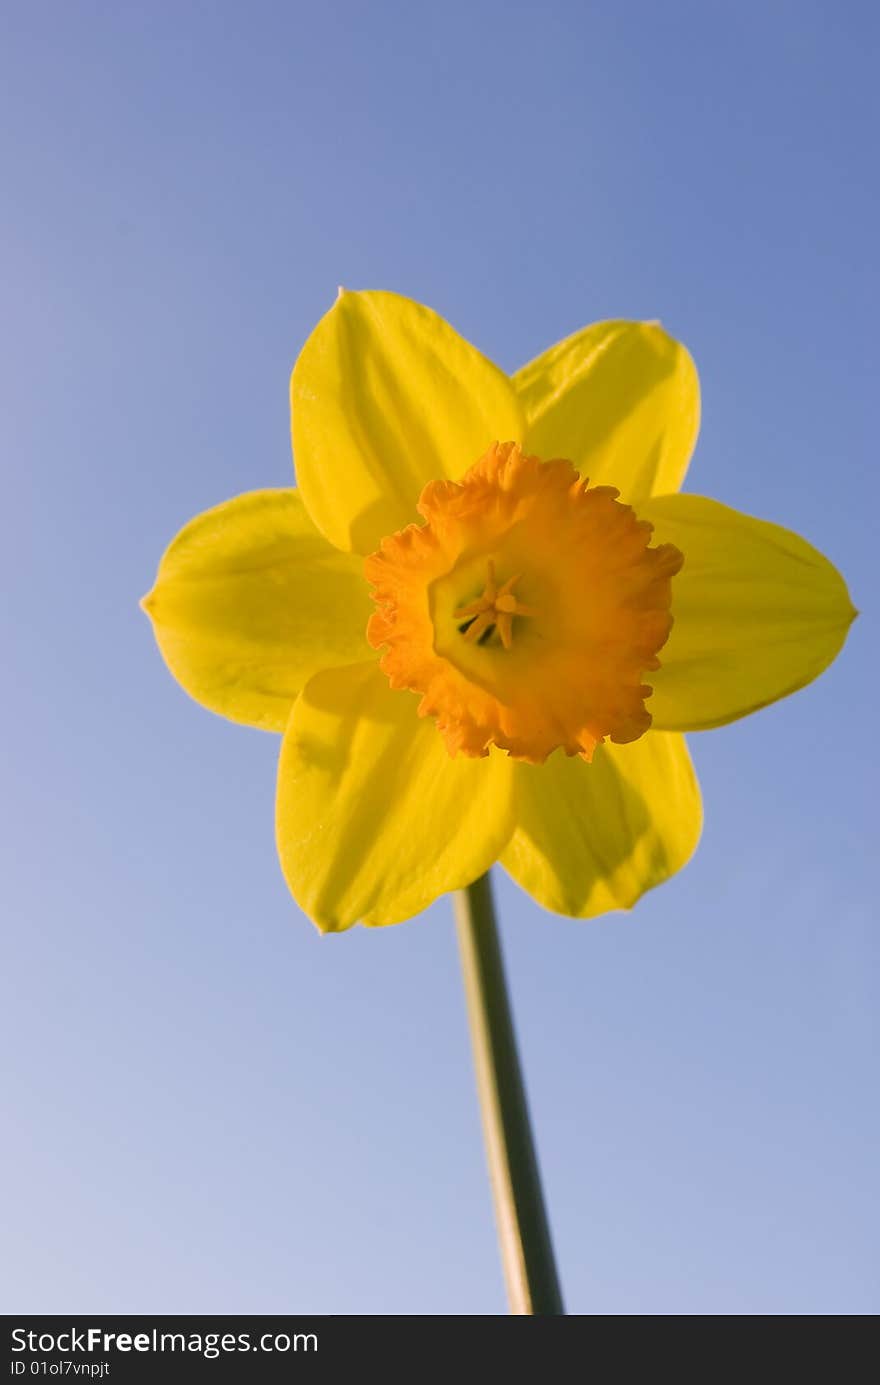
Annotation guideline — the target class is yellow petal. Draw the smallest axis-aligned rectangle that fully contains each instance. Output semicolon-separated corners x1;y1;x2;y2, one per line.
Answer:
502;733;702;918
276;661;516;931
513;320;700;502
291;289;525;553
143;490;372;731
640;494;857;731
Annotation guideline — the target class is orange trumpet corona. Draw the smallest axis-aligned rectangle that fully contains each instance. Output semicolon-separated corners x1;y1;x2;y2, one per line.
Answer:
366;442;684;763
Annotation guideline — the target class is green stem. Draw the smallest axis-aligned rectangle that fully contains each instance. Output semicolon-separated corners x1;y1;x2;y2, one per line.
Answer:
454;872;565;1316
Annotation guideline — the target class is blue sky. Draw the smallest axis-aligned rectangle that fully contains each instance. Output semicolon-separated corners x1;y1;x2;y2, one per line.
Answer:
2;1;876;1314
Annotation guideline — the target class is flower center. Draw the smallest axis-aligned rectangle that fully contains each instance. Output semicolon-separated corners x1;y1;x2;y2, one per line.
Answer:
365;442;683;763
453;561;536;649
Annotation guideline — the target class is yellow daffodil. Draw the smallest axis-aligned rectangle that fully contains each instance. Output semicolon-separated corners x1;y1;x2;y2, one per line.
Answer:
142;290;855;932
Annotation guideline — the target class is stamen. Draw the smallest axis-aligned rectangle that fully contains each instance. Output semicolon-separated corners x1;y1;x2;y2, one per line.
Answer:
453;561;535;649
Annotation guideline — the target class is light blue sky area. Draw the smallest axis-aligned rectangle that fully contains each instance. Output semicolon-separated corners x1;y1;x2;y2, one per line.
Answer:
2;2;876;1314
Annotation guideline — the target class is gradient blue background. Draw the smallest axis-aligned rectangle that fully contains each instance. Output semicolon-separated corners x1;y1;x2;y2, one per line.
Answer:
2;1;876;1315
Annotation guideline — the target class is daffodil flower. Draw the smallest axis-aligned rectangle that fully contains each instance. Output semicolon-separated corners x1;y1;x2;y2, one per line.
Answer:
143;290;855;933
